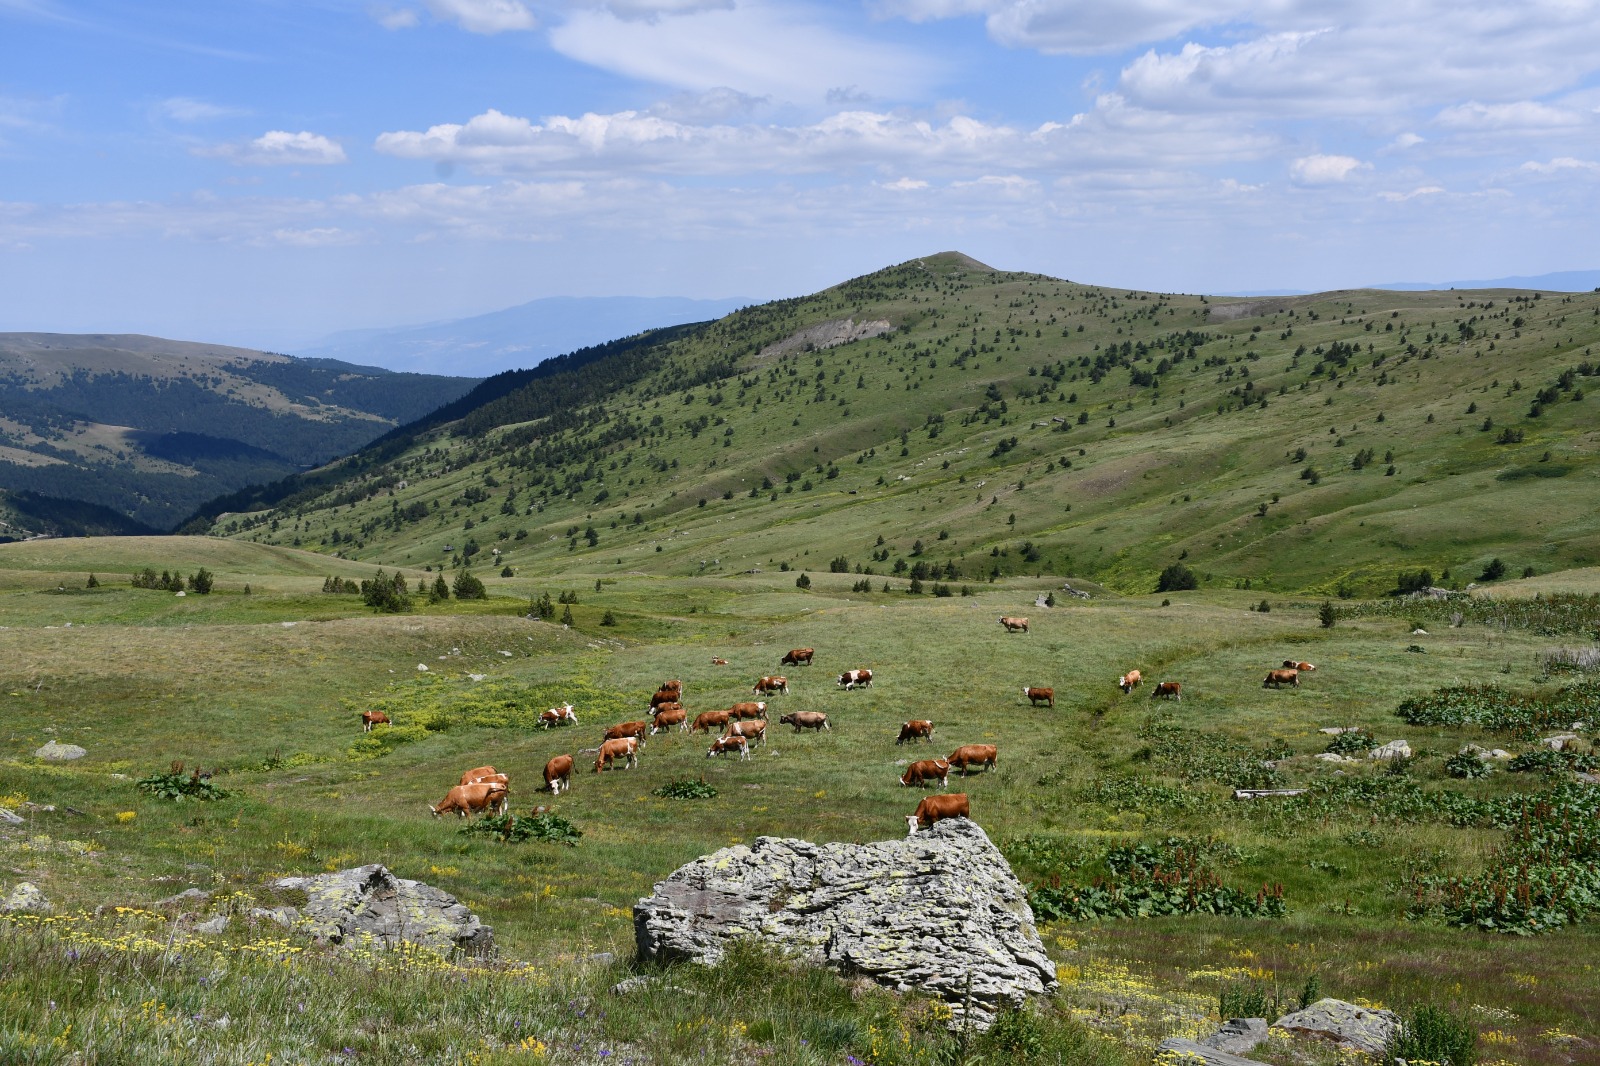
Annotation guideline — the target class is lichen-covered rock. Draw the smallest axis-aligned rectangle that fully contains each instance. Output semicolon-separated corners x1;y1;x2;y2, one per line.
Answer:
2;882;52;913
1369;740;1411;761
270;864;492;957
633;818;1056;1028
1273;998;1399;1055
1200;1018;1269;1054
1154;1037;1261;1065
33;742;86;761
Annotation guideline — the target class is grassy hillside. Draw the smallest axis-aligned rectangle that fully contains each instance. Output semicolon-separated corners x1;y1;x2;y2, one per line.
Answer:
202;252;1600;596
1;536;1598;1064
0;333;479;529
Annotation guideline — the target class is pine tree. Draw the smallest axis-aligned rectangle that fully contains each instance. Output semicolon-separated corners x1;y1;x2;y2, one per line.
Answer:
560;604;574;626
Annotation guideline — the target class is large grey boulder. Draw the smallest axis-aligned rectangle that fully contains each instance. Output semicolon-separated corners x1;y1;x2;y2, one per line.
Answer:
33;742;86;761
1153;1037;1261;1065
1201;1017;1269;1054
2;882;52;913
270;864;493;957
633;818;1056;1028
1273;998;1399;1055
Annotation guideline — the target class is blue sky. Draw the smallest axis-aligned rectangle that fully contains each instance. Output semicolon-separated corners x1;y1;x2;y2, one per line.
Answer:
3;0;1599;350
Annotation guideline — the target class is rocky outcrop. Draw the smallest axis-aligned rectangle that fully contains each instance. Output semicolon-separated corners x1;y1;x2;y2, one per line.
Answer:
1272;998;1399;1055
33;742;86;761
757;318;894;360
633;818;1055;1028
1201;1018;1269;1054
2;882;51;913
269;864;493;957
1153;1037;1261;1065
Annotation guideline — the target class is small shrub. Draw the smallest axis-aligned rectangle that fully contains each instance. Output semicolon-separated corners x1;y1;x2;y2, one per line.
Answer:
1444;752;1494;779
1325;729;1374;757
1479;558;1508;582
136;762;229;802
652;778;720;799
796;572;812;589
1156;563;1198;592
599;610;618;626
1319;600;1336;628
461;811;581;845
1386;1004;1478;1066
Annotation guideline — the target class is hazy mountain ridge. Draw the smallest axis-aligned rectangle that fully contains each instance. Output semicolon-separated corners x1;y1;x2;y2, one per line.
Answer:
0;334;480;529
204;252;1600;595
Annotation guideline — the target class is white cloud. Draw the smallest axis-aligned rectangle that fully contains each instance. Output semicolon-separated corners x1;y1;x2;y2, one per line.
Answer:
1435;101;1585;130
1388;132;1424;150
873;0;1255;55
880;177;928;190
266;227;360;247
199;131;349;166
1519;156;1600;176
1289;154;1368;185
1378;185;1443;202
647;86;769;123
547;4;932;102
370;4;421;29
158;97;242;123
425;0;535;33
574;0;735;20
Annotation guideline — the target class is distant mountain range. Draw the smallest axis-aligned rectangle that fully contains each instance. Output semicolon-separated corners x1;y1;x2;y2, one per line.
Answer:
1225;268;1600;298
0;334;478;531
297;295;753;377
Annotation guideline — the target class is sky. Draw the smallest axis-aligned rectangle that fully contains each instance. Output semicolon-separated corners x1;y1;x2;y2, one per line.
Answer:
2;0;1599;351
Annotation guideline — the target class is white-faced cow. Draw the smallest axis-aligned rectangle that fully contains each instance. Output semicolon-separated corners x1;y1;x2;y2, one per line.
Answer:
900;758;950;788
728;701;768;721
838;669;873;690
906;793;969;836
650;707;688;734
779;711;830;732
1263;669;1299;689
998;616;1029;633
707;734;749;761
543;755;573;795
897;720;935;745
1118;669;1142;694
1282;660;1316;672
593;737;639;773
781;648;815;667
430;782;508;818
1150;681;1182;701
753;676;789;696
946;744;998;776
360;710;390;733
1023;687;1054;707
540;704;578;728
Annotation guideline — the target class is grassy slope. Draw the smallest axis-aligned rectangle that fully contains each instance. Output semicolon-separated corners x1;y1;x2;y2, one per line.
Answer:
1;537;1597;1063
209;252;1600;597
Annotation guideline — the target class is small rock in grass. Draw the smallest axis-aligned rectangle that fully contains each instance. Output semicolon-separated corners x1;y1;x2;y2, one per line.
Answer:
1273;998;1399;1056
1153;1037;1261;1065
1369;740;1411;760
196;915;230;934
1200;1018;1270;1055
1541;734;1579;751
0;808;24;826
2;882;51;913
156;887;213;910
33;742;86;761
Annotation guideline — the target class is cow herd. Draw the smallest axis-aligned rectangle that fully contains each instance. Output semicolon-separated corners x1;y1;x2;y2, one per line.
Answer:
402;639;1320;838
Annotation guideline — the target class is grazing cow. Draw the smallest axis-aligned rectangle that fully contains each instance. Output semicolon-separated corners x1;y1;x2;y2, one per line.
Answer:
658;679;683;694
649;688;681;710
779;711;830;733
998;616;1029;633
430;782;508;818
604;721;650;747
906;793;969;836
754;676;789;696
648;701;682;719
897;720;935;745
728;701;768;721
593;737;639;773
1282;660;1316;672
900;758;951;788
706;734;749;761
650;707;688;734
542;755;573;795
692;710;732;734
1263;669;1299;689
1023;687;1054;708
711;657;729;665
781;648;815;667
360;710;390;733
1118;670;1142;694
464;772;510;789
946;744;998;776
1150;681;1182;701
540;704;578;728
458;765;498;786
837;669;873;690
730;719;766;747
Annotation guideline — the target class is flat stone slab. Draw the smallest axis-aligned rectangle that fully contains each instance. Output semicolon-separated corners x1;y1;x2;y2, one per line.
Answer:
33;742;86;761
1154;1037;1262;1065
1201;1018;1269;1055
1274;998;1399;1055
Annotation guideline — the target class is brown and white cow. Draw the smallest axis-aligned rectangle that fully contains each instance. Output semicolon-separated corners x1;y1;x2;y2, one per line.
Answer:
361;710;390;733
897;720;935;745
711;657;729;665
1150;681;1182;701
906;793;969;836
730;719;766;747
1023;687;1054;707
781;648;815;667
728;701;768;721
464;772;510;790
543;755;573;795
1263;669;1299;689
650;707;688;734
430;782;508;818
458;765;498;786
1282;660;1316;672
649;688;681;710
604;721;650;747
1118;669;1142;694
658;679;684;695
779;711;830;732
838;668;873;690
900;758;950;788
998;616;1029;633
540;703;578;728
706;734;749;761
754;676;789;696
947;744;998;776
648;700;682;717
692;709;732;734
593;737;639;772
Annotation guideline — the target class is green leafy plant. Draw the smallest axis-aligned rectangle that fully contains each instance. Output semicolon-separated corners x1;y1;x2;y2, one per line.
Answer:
1444;752;1494;779
1386;1004;1478;1066
136;762;230;801
652;778;720;799
1324;728;1374;756
1029;838;1285;922
460;811;581;845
